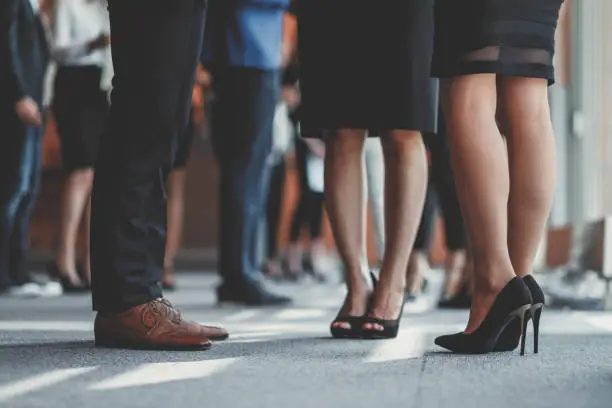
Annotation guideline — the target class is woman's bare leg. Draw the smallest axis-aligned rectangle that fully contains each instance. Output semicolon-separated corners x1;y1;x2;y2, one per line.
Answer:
56;168;94;284
326;130;371;328
442;76;515;333
500;77;556;278
364;130;427;330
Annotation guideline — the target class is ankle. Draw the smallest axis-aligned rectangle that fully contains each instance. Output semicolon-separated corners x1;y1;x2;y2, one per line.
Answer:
471;258;515;294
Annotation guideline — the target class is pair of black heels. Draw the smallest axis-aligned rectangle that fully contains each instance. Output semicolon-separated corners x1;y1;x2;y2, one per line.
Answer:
330;272;405;340
435;275;544;355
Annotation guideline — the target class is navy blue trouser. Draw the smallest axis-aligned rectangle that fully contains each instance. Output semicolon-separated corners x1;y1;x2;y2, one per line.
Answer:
90;0;206;312
0;114;43;292
210;67;279;288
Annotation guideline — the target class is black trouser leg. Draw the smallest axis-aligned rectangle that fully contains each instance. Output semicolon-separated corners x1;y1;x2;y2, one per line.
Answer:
211;68;279;288
428;108;466;252
289;139;310;241
413;177;437;251
90;0;206;312
9;126;43;285
307;192;324;240
266;158;286;259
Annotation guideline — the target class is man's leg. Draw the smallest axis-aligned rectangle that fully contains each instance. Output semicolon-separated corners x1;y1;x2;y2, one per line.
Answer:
91;0;227;349
0;120;30;294
212;68;290;305
8;126;44;287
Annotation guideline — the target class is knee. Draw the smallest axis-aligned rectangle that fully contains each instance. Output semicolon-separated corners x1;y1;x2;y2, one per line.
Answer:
326;129;366;156
380;130;426;161
443;76;498;126
499;77;550;125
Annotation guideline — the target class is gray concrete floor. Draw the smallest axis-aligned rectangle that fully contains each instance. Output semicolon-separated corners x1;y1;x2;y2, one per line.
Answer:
1;273;611;408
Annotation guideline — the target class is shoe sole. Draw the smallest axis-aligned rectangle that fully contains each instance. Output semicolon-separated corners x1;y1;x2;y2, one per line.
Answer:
95;339;212;351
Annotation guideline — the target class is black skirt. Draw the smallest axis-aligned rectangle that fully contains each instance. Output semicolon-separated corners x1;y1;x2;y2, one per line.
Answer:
432;0;565;85
53;65;109;171
297;0;438;138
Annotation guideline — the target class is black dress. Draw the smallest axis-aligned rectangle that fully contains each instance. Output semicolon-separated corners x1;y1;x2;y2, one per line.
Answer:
432;0;565;84
297;0;437;138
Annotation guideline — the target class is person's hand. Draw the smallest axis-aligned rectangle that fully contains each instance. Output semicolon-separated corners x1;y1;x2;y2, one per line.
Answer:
15;97;41;126
281;86;301;109
196;68;212;88
88;33;111;51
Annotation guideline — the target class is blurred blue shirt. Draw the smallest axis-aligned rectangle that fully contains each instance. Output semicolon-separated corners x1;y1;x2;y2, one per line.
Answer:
201;0;290;70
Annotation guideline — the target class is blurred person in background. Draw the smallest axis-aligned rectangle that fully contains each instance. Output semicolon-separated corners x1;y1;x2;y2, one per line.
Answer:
46;0;110;293
364;138;385;267
285;136;326;282
202;0;292;306
162;66;211;291
404;106;469;306
429;106;470;309
0;0;54;297
262;5;299;281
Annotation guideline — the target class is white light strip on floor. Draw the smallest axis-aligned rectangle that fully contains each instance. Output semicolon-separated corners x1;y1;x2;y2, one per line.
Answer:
89;359;238;390
224;310;260;322
0;367;97;403
273;308;327;320
0;321;92;331
364;328;427;363
585;315;612;332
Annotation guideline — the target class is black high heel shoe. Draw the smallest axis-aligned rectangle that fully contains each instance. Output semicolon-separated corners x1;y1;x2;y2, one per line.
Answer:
46;263;89;293
330;271;378;339
361;279;408;340
434;277;533;355
494;275;545;353
361;300;406;340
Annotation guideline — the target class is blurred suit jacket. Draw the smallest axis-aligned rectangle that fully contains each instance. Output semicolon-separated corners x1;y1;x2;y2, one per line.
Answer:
0;0;49;111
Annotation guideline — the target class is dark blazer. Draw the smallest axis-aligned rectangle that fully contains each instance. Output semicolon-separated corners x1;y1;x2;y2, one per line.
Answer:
0;0;49;108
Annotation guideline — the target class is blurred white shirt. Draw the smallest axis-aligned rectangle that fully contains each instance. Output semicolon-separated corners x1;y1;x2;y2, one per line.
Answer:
50;0;110;67
29;0;40;14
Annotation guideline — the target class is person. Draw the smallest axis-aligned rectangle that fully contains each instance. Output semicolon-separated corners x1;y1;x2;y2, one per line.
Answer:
285;137;326;281
432;0;563;354
201;0;292;306
162;68;210;291
298;0;437;339
90;0;227;350
47;0;111;293
427;107;470;309
0;0;53;297
363;138;385;265
404;108;470;307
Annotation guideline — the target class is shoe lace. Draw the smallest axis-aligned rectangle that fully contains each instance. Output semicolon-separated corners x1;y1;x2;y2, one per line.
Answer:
156;298;182;324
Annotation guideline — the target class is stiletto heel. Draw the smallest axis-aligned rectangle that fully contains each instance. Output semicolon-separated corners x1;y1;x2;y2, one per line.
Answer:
435;277;532;354
532;304;543;354
330;271;377;339
495;274;545;352
520;308;529;356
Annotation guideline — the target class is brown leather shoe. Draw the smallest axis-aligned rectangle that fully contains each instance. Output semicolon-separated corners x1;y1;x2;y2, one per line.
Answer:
94;299;228;350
